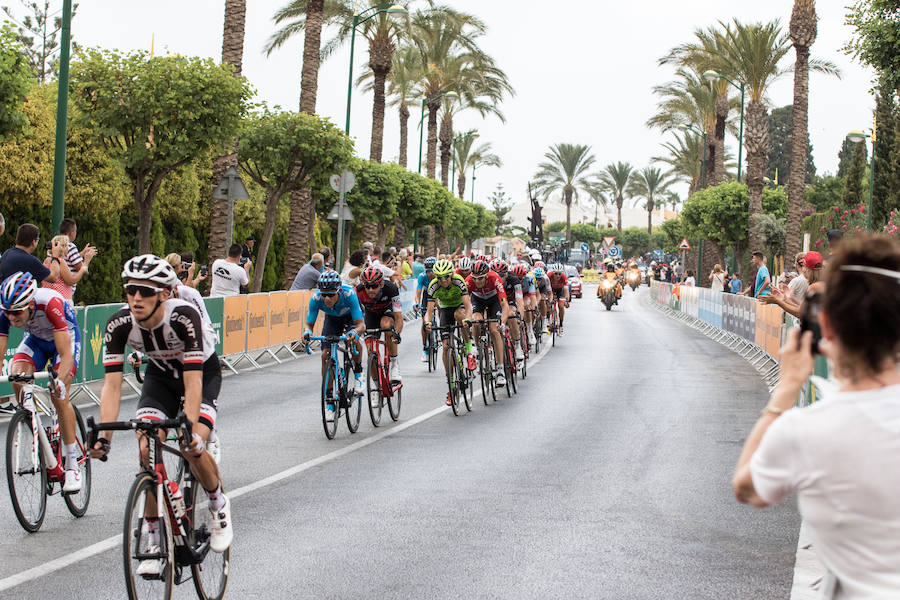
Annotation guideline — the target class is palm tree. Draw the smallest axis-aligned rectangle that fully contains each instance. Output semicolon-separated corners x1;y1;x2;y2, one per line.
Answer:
598;162;635;232
664;191;681;214
453;134;501;200
655;132;703;194
532;144;596;243
207;0;246;271
787;0;818;258
628;166;672;234
377;45;421;168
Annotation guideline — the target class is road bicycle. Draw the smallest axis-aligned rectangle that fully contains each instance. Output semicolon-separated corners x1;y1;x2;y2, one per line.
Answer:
306;334;362;440
499;322;519;398
548;298;561;347
516;313;529;380
431;322;473;416
87;413;228;600
530;307;544;354
2;368;91;532
365;327;402;426
471;318;501;405
425;322;440;373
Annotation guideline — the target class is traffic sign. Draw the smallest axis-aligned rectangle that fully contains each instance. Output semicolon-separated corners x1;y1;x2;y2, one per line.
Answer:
653;249;664;259
608;245;622;259
329;170;356;194
678;238;691;251
602;236;616;248
581;242;589;252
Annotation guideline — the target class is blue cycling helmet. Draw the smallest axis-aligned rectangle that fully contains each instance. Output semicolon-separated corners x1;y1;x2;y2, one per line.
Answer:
0;272;37;311
533;267;546;279
423;256;437;271
316;270;342;293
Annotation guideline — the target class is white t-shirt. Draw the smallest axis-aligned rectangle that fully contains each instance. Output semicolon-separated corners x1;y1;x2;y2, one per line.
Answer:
209;259;248;297
340;261;360;287
788;273;809;303
683;276;695;286
370;259;396;280
710;272;725;292
750;385;900;598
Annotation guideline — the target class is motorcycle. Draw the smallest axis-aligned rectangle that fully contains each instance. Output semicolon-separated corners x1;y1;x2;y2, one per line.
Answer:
626;270;641;291
598;278;617;311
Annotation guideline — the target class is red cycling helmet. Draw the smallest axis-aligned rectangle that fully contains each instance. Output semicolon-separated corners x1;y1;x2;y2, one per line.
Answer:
472;260;490;276
510;264;527;278
361;266;384;284
490;259;508;275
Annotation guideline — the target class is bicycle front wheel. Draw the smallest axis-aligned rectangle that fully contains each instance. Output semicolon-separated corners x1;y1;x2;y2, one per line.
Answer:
367;354;383;428
186;478;230;600
344;358;362;434
123;473;174;600
447;348;461;416
6;409;47;532
478;340;490;406
63;405;92;518
520;334;528;379
321;357;339;440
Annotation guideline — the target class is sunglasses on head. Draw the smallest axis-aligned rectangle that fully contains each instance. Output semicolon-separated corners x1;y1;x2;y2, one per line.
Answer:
2;308;26;317
124;284;165;298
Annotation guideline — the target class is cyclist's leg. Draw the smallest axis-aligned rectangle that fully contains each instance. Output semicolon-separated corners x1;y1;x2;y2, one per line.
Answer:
182;358;222;493
438;307;454;374
556;292;566;326
380;314;397;358
487;301;504;368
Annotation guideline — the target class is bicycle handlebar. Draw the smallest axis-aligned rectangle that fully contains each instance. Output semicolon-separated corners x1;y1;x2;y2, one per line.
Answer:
87;412;193;463
303;333;359;355
0;365;57;385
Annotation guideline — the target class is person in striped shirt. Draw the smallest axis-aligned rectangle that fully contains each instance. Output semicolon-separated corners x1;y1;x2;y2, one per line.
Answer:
58;218;97;297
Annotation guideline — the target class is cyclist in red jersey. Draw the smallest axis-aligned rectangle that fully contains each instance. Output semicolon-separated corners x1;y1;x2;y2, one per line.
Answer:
455;256;472;279
547;263;570;334
465;260;509;387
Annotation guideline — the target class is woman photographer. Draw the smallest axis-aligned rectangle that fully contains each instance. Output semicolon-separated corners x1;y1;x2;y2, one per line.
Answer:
733;235;900;597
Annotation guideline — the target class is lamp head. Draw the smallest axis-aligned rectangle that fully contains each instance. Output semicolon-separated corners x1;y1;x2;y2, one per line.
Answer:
846;130;867;143
702;70;721;82
386;5;408;14
442;91;458;99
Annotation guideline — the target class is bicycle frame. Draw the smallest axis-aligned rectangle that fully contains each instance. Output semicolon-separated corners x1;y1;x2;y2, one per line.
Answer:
1;371;63;478
307;334;358;401
365;328;401;397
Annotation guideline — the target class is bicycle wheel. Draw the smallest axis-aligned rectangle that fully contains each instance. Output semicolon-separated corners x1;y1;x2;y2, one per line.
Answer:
428;331;439;373
5;409;47;532
123;473;174;600
367;353;383;428
426;332;435;374
344;357;362;434
505;340;517;396
486;344;498;403
551;312;557;347
478;339;490;406
321;356;339;440
457;345;472;412
447;347;461;416
63;405;92;518
520;334;528;379
387;380;401;421
533;318;542;353
186;478;230;600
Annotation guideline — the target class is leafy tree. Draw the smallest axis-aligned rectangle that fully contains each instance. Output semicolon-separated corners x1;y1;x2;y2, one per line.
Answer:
569;223;601;244
766;105;815;185
70;49;250;253
837;136;863;178
238;109;352;292
487;183;512;234
872;80;897;226
751;213;786;257
804;174;844;211
627;166;672;233
619;227;651;257
2;1;79;83
659;217;686;253
842;139;868;208
341;159;404;249
0;25;32;138
844;0;900;94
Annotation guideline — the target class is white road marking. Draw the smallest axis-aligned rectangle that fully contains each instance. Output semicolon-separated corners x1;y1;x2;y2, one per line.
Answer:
0;342;552;591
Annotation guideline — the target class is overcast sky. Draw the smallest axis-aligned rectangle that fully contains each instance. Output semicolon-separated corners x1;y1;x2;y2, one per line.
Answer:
27;0;875;210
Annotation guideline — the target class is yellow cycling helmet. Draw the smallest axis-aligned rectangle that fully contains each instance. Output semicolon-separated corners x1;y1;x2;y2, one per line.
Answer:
432;259;454;277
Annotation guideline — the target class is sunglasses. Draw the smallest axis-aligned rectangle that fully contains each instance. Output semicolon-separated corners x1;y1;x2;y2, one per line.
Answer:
319;291;338;297
2;308;26;317
473;275;487;281
364;283;381;289
436;274;451;280
124;284;165;298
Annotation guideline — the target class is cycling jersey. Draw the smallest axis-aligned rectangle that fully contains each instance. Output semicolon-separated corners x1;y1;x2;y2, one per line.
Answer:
455;268;471;279
548;272;568;290
465;271;507;302
355;281;401;316
305;285;363;325
1;288;81;376
417;272;432;309
426;274;468;309
104;299;214;378
535;275;550;295
521;272;536;296
501;274;523;305
175;284;216;341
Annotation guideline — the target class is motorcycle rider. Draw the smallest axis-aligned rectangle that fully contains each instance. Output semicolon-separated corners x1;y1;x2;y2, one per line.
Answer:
598;263;623;303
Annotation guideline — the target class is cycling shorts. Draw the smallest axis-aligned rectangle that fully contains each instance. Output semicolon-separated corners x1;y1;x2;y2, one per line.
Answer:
320;314;356;351
472;295;502;320
437;306;463;340
364;311;393;331
12;331;81;379
551;287;567;301
136;356;221;431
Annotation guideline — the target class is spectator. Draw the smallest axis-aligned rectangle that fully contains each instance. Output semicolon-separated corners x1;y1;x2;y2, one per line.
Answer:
59;218;97;290
709;264;726;292
42;235;78;304
0;223;59;283
728;273;742;294
673;261;684;283
241;236;255;262
743;251;770;297
362;241;374;261
320;246;334;270
733;234;900;597
412;254;425;278
340;250;366;287
683;270;696;286
290;253;324;291
826;229;843;260
179;251;207;289
209;243;250;297
760;251;824;318
0;212;5;257
787;252;809;302
398;249;413;278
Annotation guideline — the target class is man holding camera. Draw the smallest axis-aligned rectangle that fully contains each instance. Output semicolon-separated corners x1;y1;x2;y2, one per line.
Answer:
209;244;250;297
0;224;60;284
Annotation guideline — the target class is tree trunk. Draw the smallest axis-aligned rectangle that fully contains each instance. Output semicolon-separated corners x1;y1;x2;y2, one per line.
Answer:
368;40;393;163
616;196;623;232
207;0;246;268
135;181;152;255
426;101;439;179
457;172;466;200
398;103;409;168
713;88;728;185
786;44;810;259
253;186;284;292
284;188;313;289
745;99;770;279
393;217;406;247
564;189;572;243
298;0;323;115
647;199;654;234
362;221;379;246
439;114;452;187
706;137;717;188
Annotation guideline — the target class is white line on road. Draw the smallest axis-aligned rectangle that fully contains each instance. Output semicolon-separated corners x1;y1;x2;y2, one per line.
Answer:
0;343;552;592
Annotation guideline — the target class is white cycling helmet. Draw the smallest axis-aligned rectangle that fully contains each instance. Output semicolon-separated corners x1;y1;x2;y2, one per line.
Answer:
457;256;472;270
549;263;564;273
121;254;179;288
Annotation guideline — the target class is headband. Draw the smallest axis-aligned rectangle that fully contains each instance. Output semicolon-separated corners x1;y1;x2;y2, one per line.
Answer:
840;265;900;282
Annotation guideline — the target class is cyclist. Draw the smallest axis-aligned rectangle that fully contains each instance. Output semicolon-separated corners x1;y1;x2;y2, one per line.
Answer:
0;272;82;493
455;256;472;279
532;266;551;332
465;260;509;387
424;259;474;406
356;266;403;388
491;259;524;362
511;263;537;348
90;255;231;571
547;263;570;334
303;271;365;421
416;256;436;363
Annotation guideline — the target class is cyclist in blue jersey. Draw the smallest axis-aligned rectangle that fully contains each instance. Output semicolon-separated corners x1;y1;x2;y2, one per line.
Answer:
416;256;436;362
302;271;365;422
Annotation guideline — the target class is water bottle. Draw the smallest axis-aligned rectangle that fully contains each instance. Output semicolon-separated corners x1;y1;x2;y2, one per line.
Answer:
168;481;185;520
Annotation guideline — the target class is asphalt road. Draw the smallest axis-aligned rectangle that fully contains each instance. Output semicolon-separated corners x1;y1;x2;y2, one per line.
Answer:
0;286;799;599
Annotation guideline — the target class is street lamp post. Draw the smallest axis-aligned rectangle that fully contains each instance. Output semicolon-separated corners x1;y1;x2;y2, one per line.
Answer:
50;0;74;233
451;130;478;195
344;4;408;136
471;162;478;202
417;90;458;174
704;70;745;183
847;130;875;230
677;124;707;189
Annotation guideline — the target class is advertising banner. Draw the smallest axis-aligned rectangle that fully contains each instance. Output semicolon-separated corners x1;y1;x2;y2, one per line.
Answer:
398;278;418;313
268;292;288;347
222;296;247;356
203;296;224;356
245;293;270;351
82;303;126;382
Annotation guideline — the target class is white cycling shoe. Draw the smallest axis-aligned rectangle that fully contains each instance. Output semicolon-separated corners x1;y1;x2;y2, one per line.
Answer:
325;403;336;422
63;469;82;494
496;372;506;387
136;545;163;577
209;496;233;553
353;373;365;395
389;360;401;382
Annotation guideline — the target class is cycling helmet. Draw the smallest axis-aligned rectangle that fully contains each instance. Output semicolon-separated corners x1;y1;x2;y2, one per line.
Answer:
457;256;472;271
490;259;508;275
510;264;528;278
316;270;342;293
534;260;546;270
122;254;178;288
360;266;384;284
472;260;490;276
423;256;437;271
432;259;454;277
533;267;546;279
0;272;37;311
476;254;489;263
549;263;564;273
